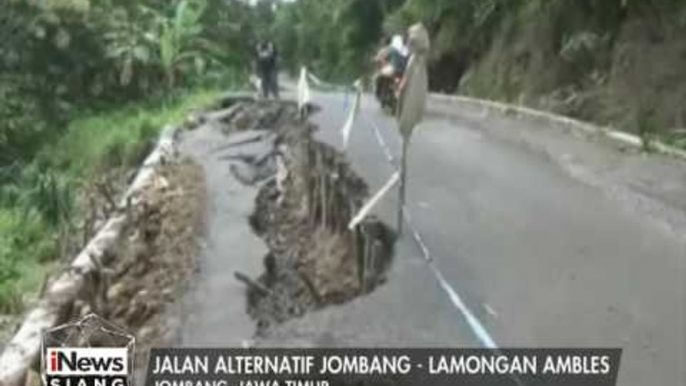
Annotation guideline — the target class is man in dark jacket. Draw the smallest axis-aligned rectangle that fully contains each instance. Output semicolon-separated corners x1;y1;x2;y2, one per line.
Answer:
256;40;279;99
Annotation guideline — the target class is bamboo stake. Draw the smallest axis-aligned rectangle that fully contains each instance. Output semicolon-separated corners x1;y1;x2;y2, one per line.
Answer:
348;171;400;230
320;172;327;228
397;136;409;236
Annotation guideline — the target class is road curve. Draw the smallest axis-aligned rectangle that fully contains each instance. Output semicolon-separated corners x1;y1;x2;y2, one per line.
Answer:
260;89;685;386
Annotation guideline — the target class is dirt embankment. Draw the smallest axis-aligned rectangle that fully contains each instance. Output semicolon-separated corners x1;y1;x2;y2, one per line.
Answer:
459;1;686;140
214;99;396;335
97;161;206;348
64;160;205;370
5;153;205;386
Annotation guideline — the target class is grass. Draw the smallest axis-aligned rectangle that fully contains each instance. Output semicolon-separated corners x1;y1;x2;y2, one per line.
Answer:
0;210;54;313
658;130;686;151
0;86;223;314
45;88;221;178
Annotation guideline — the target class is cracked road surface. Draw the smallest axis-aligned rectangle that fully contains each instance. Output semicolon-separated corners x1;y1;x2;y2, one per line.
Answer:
261;89;685;386
179;89;685;386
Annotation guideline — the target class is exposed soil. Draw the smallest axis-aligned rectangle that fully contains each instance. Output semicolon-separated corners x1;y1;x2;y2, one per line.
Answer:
7;98;396;384
13;158;205;386
71;160;205;372
216;99;396;336
460;2;686;137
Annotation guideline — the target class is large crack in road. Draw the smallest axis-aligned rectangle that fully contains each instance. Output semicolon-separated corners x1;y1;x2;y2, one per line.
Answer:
177;90;684;385
179;98;395;344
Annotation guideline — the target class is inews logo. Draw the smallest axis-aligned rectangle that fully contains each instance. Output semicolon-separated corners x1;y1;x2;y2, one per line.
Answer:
41;314;135;386
46;348;128;376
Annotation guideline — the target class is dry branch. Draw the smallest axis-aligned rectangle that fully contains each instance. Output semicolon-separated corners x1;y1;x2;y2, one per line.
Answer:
234;272;273;297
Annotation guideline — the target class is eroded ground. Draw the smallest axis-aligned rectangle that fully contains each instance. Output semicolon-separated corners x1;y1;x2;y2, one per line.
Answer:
179;98;396;343
16;160;207;385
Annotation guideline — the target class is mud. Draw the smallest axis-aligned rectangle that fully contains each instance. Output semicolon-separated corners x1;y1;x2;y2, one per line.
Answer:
217;100;396;335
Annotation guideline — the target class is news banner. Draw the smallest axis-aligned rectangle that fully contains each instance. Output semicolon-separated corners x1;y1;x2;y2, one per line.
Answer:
143;349;622;386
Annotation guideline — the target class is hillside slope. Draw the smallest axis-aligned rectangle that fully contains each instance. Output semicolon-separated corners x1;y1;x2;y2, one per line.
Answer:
459;0;686;140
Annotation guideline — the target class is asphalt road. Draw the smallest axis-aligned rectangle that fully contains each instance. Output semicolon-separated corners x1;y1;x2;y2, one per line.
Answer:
259;89;685;386
178;121;269;347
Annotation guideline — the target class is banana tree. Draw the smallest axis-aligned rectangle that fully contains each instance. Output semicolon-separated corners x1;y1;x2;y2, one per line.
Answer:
156;0;210;89
103;6;156;89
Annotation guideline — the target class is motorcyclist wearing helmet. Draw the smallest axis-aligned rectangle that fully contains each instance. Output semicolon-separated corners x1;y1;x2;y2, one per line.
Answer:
374;34;409;111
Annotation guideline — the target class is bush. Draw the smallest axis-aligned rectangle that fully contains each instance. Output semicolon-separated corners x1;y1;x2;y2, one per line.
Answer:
0;0;248;171
0;85;222;315
0;209;56;313
0;0;244;317
0;79;49;158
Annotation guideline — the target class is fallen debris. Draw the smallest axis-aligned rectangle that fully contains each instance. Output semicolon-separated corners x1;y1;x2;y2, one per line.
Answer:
234;271;273;297
0;127;206;386
214;99;396;335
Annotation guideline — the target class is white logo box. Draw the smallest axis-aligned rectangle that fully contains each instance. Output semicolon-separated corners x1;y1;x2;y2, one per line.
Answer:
46;348;128;376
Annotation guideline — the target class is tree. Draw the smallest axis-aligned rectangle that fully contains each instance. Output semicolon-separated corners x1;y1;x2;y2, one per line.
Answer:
154;0;211;89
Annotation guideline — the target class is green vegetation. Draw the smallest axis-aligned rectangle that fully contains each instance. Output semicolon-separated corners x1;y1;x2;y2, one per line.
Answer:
273;0;686;146
48;88;221;178
3;0;686;316
457;0;686;141
271;0;405;82
0;0;255;313
0;87;222;313
0;209;55;313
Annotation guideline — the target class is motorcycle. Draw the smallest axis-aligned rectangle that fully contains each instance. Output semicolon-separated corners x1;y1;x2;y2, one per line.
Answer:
374;63;401;114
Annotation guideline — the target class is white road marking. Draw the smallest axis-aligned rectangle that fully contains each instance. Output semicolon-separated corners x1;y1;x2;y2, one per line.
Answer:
363;109;500;349
311;84;501;350
431;264;499;349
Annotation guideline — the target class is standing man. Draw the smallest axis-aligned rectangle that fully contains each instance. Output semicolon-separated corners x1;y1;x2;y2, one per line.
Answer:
256;39;279;99
395;23;430;234
389;34;409;77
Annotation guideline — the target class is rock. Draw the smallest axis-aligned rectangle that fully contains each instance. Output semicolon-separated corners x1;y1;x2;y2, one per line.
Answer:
161;287;174;299
154;176;170;191
137;326;154;341
107;282;126;300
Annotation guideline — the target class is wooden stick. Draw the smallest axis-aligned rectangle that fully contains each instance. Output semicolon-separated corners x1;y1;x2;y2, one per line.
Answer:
234;272;272;297
348;171;400;230
397;137;409;236
97;181;117;214
361;223;370;294
320;172;327;228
